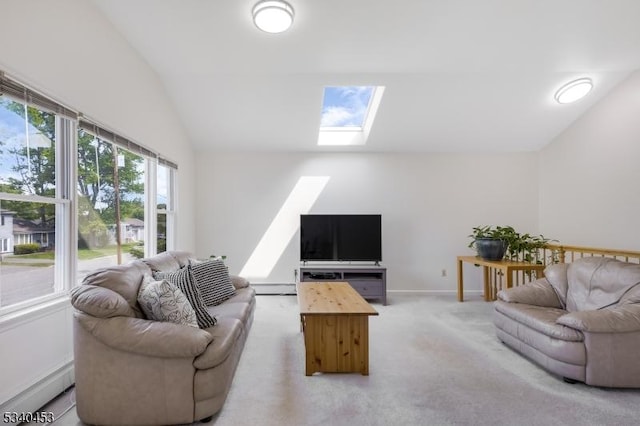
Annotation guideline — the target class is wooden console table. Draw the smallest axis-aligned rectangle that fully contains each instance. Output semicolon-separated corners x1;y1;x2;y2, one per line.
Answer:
297;281;378;375
457;256;546;302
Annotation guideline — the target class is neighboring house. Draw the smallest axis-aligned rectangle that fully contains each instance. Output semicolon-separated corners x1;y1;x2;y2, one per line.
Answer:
12;217;55;250
123;218;145;243
1;209;56;253
0;209;15;253
107;218;145;244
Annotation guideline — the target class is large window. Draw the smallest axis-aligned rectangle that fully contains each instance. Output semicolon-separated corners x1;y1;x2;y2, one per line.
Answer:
0;73;178;314
156;163;175;254
76;130;146;281
0;97;64;309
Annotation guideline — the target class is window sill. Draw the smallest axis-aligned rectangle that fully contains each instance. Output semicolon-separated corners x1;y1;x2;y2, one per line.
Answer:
0;294;71;332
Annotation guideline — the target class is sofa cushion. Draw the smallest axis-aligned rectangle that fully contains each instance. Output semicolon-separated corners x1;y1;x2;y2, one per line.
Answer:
154;267;217;329
190;259;236;306
231;275;250;289
544;263;569;308
566;257;640;312
141;252;181;272
207;300;252;324
75;312;213;358
193;317;243;370
497;278;562;308
81;261;150;318
556;303;640;333
495;319;587;368
71;285;137;318
170;251;192;267
619;282;640;304
137;275;198;328
224;287;256;305
494;300;583;342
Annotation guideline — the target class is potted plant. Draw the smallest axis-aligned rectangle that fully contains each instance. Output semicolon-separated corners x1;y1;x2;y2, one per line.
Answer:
468;225;514;261
468;225;554;262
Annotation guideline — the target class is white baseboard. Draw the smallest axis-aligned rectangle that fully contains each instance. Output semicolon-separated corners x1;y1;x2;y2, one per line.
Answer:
251;285;484;297
251;286;482;297
387;289;482;296
0;362;74;426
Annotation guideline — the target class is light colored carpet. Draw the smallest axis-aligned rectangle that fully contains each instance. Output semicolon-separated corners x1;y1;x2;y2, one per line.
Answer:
210;295;639;426
53;294;640;425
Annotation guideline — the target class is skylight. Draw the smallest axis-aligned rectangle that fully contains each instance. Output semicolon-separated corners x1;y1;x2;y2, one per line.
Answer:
318;85;384;146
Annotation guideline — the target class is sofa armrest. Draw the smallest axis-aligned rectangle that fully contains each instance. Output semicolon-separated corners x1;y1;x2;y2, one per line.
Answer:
75;312;213;358
230;275;250;289
557;304;640;333
496;278;563;308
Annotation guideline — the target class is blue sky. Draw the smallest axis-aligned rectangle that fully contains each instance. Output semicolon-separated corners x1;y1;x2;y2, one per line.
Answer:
0;100;53;183
320;86;374;128
0;102;28;180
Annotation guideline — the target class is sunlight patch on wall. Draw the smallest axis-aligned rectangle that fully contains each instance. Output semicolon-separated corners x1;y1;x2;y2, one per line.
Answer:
239;176;330;279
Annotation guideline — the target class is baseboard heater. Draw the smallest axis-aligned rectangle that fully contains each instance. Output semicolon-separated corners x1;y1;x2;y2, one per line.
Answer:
0;362;74;426
251;282;297;295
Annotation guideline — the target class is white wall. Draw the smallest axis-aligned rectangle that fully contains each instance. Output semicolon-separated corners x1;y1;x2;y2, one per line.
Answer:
0;0;196;413
539;70;640;250
196;152;540;292
0;1;196;251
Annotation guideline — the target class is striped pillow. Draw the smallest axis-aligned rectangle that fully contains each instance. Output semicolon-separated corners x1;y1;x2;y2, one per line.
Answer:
153;266;217;328
190;259;236;306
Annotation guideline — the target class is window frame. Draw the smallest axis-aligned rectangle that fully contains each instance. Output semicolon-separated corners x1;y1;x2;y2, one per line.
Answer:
154;162;177;254
0;115;76;317
0;72;178;324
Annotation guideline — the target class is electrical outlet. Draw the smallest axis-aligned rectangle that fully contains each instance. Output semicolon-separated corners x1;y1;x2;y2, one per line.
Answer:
441;269;447;277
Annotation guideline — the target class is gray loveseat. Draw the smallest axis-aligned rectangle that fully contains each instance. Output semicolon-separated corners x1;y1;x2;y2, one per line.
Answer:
70;251;255;425
494;257;640;387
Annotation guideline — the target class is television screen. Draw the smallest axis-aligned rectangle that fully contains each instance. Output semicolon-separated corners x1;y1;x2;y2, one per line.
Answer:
300;214;382;262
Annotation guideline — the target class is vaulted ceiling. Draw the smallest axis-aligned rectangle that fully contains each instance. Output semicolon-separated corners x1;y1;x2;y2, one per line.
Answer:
91;0;640;153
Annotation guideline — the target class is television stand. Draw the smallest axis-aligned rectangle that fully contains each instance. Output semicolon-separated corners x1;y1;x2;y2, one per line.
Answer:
299;264;387;305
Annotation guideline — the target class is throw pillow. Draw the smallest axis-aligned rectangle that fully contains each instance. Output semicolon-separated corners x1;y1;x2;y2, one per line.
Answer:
137;275;198;328
153;266;217;328
190;259;236;306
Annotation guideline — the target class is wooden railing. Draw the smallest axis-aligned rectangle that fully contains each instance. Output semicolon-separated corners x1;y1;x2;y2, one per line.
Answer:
482;244;640;299
542;244;640;265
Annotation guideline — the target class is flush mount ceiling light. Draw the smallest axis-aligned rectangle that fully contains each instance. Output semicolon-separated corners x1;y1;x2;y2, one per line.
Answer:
252;0;294;33
554;78;593;104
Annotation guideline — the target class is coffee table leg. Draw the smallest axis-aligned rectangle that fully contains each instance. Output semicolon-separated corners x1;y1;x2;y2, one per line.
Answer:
359;317;370;375
303;316;317;376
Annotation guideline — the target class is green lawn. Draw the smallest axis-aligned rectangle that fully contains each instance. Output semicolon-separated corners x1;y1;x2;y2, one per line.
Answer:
2;243;139;263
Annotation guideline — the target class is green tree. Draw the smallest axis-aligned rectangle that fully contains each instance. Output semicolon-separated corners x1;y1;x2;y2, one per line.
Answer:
76;130;145;248
1;99;146;249
0;99;56;223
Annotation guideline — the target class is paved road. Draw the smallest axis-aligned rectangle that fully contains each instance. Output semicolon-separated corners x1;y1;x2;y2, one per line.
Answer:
0;253;135;308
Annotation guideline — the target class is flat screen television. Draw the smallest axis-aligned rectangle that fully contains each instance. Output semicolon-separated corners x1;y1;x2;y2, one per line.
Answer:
300;214;382;262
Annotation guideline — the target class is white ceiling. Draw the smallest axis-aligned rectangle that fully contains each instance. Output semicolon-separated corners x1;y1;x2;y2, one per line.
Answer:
91;0;640;153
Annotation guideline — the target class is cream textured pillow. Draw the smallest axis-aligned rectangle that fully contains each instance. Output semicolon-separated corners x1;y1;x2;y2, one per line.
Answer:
137;275;198;328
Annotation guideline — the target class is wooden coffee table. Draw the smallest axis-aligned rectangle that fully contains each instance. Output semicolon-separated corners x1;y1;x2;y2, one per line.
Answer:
297;281;379;376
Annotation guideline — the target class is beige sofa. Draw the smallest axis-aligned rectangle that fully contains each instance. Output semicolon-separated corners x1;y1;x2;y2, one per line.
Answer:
70;251;255;425
494;257;640;387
